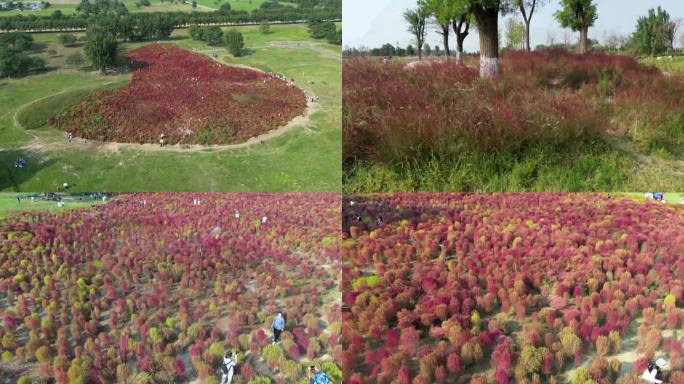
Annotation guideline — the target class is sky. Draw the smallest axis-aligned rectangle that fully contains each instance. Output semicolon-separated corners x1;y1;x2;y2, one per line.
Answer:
343;0;684;51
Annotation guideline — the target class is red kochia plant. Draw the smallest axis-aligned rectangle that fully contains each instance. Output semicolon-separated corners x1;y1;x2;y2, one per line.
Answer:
343;193;684;382
53;45;306;145
0;193;341;383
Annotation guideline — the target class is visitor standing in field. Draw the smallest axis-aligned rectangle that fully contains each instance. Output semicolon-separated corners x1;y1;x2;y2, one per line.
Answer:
271;312;285;344
308;366;330;384
220;350;237;384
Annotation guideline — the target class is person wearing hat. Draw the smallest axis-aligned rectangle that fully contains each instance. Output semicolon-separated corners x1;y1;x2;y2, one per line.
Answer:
641;358;668;383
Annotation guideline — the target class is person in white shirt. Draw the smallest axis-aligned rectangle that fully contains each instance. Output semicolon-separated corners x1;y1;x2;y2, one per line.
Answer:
220;350;237;384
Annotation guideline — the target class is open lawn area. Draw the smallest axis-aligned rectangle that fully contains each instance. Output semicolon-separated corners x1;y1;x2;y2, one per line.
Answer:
0;24;341;192
640;55;684;73
0;192;104;217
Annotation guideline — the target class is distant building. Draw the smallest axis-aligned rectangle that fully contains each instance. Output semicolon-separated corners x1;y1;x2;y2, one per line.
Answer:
28;2;44;9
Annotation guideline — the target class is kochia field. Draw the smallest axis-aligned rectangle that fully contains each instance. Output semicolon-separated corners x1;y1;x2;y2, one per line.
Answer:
0;193;341;383
342;193;684;384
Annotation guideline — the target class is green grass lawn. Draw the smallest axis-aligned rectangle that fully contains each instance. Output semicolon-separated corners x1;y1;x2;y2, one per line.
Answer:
0;24;341;192
0;192;105;217
621;192;684;206
0;0;281;15
640;55;684;73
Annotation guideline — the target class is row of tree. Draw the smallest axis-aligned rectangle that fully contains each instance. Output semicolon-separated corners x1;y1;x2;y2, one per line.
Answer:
0;2;340;31
402;0;598;78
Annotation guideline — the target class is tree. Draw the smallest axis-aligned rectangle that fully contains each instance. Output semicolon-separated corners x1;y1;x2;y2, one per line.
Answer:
58;33;78;46
465;0;514;79
84;19;119;72
450;1;471;65
203;26;223;46
555;0;598;54
515;0;548;51
224;29;244;57
0;45;44;77
191;0;197;8
420;0;453;59
403;6;429;60
65;52;84;67
505;17;525;49
1;32;34;51
260;20;271;34
217;2;231;15
632;7;676;56
406;45;416;56
424;43;432;56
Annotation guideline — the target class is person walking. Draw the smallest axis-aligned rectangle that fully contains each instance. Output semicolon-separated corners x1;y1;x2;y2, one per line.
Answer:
220;350;237;384
271;312;285;344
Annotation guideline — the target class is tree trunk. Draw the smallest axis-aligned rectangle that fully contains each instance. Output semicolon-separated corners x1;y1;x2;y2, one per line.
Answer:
524;20;531;51
474;6;499;79
418;47;422;60
452;17;469;66
579;27;588;54
441;23;450;59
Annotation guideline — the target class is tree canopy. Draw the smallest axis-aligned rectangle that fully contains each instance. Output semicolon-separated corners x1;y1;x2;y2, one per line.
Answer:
632;6;676;56
403;6;430;59
84;18;120;71
555;0;597;53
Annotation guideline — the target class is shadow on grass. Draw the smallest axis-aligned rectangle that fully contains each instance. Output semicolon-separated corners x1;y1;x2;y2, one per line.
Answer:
0;149;54;192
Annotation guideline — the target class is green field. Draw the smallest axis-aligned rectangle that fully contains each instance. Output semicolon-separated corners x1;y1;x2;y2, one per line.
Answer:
0;0;286;15
621;192;684;206
640;55;684;73
0;24;341;192
0;192;105;216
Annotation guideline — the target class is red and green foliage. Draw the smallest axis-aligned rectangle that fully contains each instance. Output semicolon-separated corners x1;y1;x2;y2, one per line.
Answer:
53;44;306;145
342;193;684;382
343;50;684;164
0;193;340;382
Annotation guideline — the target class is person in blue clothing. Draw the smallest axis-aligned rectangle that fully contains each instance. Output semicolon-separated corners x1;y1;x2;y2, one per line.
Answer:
308;366;330;384
271;312;285;344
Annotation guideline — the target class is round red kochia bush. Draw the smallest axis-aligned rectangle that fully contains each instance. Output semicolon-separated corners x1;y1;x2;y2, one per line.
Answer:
52;44;306;145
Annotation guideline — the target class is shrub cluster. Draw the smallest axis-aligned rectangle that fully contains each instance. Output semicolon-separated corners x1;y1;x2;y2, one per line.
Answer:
342;193;684;383
52;44;306;145
0;193;341;382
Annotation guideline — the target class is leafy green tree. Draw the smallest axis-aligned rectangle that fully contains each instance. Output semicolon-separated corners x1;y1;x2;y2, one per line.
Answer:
632;7;676;56
224;29;244;57
403;5;429;59
420;0;453;58
84;19;120;72
203;26;224;46
260;20;271;34
515;0;548;51
217;2;231;14
1;32;34;51
554;0;598;53
58;33;78;46
0;45;44;77
65;52;84;67
191;0;197;8
505;17;525;49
